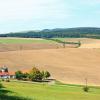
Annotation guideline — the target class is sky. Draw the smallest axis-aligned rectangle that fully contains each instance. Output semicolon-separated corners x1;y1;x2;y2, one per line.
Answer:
0;0;100;33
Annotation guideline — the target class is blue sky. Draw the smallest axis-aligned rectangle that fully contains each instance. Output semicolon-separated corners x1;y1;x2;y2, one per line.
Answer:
0;0;100;33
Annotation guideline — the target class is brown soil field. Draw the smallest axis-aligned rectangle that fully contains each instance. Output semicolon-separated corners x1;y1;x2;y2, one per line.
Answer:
64;38;100;48
0;43;77;52
0;48;100;86
0;38;100;86
0;43;59;51
0;38;100;52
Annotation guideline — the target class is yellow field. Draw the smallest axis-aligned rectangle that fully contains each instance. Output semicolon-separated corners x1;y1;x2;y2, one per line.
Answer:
64;38;100;48
0;38;100;86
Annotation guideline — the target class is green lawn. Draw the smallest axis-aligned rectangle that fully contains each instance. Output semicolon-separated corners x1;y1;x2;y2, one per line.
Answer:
1;81;100;100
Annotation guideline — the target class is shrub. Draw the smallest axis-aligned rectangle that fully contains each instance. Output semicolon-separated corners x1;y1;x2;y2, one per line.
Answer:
15;71;23;80
44;71;51;79
83;86;89;92
23;73;29;78
22;78;29;81
5;79;10;82
2;79;4;81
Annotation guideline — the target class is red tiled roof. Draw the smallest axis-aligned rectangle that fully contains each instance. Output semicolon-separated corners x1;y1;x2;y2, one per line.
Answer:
0;72;9;76
9;71;15;75
0;69;30;76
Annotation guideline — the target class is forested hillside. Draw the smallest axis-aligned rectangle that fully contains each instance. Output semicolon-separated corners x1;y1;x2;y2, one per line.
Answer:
1;27;100;38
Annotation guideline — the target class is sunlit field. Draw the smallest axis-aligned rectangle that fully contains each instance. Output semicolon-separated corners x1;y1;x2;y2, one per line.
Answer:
0;81;100;100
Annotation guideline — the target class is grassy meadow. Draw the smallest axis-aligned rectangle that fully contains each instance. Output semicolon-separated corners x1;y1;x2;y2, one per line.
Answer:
0;38;57;44
0;38;73;44
0;81;100;100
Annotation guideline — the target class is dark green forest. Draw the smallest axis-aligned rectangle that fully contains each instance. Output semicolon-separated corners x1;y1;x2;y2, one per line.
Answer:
1;27;100;38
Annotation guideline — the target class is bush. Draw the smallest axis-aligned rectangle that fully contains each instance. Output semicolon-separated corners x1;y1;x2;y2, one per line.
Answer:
2;79;4;81
5;79;10;82
15;71;23;80
45;71;51;79
83;86;89;92
22;78;29;81
23;73;29;78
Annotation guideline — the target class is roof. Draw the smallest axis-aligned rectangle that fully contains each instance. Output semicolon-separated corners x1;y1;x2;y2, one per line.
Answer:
9;71;15;75
0;72;9;76
0;71;15;76
0;69;30;76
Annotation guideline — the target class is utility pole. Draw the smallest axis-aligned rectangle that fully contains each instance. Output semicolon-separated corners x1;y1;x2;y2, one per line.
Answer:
85;78;88;87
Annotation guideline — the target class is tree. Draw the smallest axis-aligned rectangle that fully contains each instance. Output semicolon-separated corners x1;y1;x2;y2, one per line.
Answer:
15;71;23;80
4;67;8;72
41;71;51;80
41;71;45;80
23;73;29;78
29;67;42;81
1;66;8;72
44;71;51;79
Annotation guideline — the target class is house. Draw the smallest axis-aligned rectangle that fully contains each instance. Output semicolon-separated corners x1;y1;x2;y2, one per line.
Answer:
0;71;10;79
0;66;15;79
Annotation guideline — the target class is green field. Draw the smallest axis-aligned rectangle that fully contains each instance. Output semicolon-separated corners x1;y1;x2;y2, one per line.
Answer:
0;38;56;44
0;81;100;100
0;38;79;45
0;38;71;44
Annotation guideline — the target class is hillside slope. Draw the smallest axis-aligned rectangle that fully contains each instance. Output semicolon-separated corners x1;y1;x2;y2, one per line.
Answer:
62;38;100;48
0;48;100;86
1;27;100;38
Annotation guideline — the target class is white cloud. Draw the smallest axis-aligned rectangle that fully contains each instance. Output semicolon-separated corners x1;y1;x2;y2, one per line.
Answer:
0;0;70;22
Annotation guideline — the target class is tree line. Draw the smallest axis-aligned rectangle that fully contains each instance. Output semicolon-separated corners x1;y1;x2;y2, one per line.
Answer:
0;27;100;39
15;67;51;82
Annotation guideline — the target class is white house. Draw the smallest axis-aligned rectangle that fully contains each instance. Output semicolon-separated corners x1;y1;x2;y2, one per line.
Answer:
0;66;15;79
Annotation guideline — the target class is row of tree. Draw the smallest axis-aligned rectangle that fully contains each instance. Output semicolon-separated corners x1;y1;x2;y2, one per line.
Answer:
15;67;51;82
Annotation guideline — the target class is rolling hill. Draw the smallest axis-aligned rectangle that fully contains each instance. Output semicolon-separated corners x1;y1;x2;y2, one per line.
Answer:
0;38;100;85
0;48;100;86
1;27;100;38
